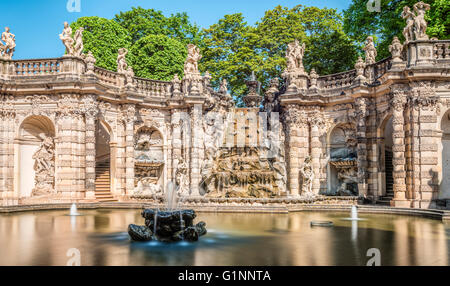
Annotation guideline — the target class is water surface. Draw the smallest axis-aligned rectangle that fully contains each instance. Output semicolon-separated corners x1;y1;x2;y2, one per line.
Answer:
0;209;448;266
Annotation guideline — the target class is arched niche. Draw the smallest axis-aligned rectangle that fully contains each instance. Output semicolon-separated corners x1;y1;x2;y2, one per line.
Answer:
378;114;394;198
134;126;164;195
18;115;56;198
439;110;450;199
327;123;358;196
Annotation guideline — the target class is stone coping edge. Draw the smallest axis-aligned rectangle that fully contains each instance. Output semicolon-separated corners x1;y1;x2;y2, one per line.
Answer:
0;202;449;221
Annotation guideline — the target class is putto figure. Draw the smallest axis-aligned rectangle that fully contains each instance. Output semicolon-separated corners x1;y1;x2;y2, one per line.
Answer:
184;44;202;75
363;36;377;65
1;27;16;59
117;48;129;73
286;39;305;71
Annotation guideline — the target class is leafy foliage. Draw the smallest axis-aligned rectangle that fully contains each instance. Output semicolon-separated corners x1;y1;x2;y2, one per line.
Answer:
130;35;187;80
114;7;201;45
70;17;132;71
343;0;450;59
200;6;358;102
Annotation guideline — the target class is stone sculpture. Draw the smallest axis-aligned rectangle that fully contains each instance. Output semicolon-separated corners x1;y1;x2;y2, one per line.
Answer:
389;37;404;62
300;156;314;196
309;69;319;89
60;22;74;56
184;44;202;76
402;2;430;42
354;57;366;82
364;36;377;65
413;1;430;40
84;51;96;74
128;209;207;242
219;79;228;94
0;27;15;60
73;27;84;57
402;6;415;43
32;135;55;196
286;40;305;72
176;158;190;196
117;48;129;74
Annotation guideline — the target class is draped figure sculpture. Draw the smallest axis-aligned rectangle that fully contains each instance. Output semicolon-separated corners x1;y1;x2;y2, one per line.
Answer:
1;27;16;59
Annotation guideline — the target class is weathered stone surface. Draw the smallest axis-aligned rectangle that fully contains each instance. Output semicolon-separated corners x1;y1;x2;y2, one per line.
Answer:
128;224;153;242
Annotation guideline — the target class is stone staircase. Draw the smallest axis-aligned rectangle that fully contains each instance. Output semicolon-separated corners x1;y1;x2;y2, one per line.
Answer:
376;150;394;206
95;160;116;202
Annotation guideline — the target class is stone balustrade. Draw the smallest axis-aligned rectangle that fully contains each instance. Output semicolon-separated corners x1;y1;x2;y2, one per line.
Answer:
13;58;62;76
317;70;356;90
134;77;172;98
433;40;450;60
93;66;119;87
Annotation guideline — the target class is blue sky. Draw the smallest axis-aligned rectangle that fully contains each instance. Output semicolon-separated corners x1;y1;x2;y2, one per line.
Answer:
0;0;352;59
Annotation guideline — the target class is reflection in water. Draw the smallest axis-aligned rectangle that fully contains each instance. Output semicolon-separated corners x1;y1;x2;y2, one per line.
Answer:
0;210;448;266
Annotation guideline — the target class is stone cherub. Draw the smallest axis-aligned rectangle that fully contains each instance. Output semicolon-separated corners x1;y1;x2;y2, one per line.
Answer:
1;27;16;59
117;48;129;73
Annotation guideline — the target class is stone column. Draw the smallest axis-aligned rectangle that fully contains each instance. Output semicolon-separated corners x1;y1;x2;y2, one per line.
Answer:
190;104;203;196
284;105;306;197
171;109;183;184
309;117;322;194
85;110;97;199
355;98;369;196
124;104;136;195
115;117;126;196
391;91;408;206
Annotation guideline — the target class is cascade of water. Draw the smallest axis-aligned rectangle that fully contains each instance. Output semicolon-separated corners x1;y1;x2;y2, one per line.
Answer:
165;181;178;211
153;209;158;239
70;203;79;216
351;205;358;220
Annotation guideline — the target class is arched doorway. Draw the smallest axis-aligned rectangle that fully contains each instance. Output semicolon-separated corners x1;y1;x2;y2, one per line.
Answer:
95;120;115;202
378;115;394;201
440;111;450;199
18;115;55;198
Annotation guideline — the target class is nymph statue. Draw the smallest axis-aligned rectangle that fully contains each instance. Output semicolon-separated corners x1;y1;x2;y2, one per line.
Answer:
363;36;377;65
184;44;202;75
413;1;430;40
73;27;84;57
286;40;305;71
60;22;74;56
402;6;415;42
1;27;16;59
300;156;314;196
117;48;129;74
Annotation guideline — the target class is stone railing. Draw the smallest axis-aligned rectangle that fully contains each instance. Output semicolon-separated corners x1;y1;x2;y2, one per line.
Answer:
317;69;356;90
93;66;120;87
134;77;172;98
370;57;392;80
12;58;62;76
433;40;450;60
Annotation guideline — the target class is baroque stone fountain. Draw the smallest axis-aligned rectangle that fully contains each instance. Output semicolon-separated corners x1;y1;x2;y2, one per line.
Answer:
128;182;207;242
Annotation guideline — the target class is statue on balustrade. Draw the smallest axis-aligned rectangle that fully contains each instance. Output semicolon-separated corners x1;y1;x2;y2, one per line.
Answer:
184;44;202;76
402;7;415;42
286;40;305;72
32;134;55;196
60;22;75;56
364;36;377;65
117;48;129;73
73;27;84;57
0;27;15;60
413;1;430;40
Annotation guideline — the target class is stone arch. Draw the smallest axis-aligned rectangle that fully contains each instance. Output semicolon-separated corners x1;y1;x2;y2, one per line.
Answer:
326;122;357;195
377;113;394;198
439;109;450;199
17;115;56;198
94;119;118;198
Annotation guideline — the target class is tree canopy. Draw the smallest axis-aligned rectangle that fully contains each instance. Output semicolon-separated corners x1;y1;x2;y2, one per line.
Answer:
70;17;132;71
344;0;450;60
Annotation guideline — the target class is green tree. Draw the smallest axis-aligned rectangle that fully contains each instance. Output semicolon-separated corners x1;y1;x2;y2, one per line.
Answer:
71;17;132;71
114;7;201;45
130;35;187;80
200;6;358;103
344;0;450;60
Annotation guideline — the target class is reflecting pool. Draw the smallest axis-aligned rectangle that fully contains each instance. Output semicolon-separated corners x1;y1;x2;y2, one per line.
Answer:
0;209;448;266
